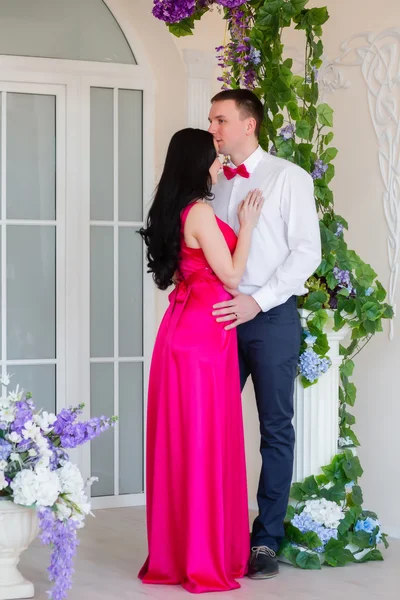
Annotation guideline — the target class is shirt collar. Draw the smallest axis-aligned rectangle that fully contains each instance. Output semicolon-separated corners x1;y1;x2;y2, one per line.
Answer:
228;145;263;174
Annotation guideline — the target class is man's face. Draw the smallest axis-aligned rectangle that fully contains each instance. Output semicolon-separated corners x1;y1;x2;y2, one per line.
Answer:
208;99;249;156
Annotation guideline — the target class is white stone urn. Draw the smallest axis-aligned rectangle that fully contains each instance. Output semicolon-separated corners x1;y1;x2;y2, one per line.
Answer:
0;498;39;600
292;309;351;482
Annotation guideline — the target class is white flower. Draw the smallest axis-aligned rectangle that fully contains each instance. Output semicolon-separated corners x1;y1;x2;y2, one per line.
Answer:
0;470;7;491
11;467;61;507
28;448;38;457
22;421;41;440
303;498;345;529
7;387;22;403
35;468;60;506
10;453;20;463
0;374;11;386
0;405;16;423
55;498;72;521
11;470;38;506
0;460;7;470
7;431;22;444
33;411;57;434
57;462;85;496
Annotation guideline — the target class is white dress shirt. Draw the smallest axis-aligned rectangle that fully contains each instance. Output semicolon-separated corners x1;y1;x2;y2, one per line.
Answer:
212;146;321;312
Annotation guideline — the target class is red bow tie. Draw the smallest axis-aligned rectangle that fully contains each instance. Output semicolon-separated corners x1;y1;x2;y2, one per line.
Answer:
223;163;250;180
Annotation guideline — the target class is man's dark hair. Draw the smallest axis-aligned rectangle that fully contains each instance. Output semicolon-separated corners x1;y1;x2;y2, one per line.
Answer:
211;89;264;137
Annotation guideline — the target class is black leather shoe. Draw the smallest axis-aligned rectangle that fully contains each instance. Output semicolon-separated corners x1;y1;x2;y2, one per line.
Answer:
247;546;279;579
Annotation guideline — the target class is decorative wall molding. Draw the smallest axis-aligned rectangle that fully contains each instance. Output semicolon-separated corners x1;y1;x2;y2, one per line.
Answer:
183;49;216;129
319;29;400;340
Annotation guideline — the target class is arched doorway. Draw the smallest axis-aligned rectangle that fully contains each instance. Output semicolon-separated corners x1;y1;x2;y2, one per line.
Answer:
0;0;156;508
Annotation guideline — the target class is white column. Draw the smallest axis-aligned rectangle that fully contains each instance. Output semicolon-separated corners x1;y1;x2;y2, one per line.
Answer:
182;49;216;129
292;310;350;482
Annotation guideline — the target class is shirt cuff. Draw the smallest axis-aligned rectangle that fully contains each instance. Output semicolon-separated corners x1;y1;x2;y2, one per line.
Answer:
252;289;277;313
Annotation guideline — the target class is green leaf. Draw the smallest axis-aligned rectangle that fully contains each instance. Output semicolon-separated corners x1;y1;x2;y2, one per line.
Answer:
350;484;363;506
168;21;194;37
337;506;362;536
273;113;284;129
303;290;329;312
275;136;295;157
289;0;308;12
383;304;394;319
308;7;330;26
303;531;323;550
345;382;357;406
320;147;338;163
285;504;296;521
324;132;334;145
279;538;300;566
317;254;336;277
324;539;355;566
287;100;300;120
350;530;373;549
320;222;339;253
290;482;306;501
355;263;377;287
320;483;346;503
340;359;355;377
325;163;335;183
357;549;384;563
317;103;334;127
302;475;319;497
334;309;345;331
296;120;311;139
310;309;329;330
296;551;321;570
342;451;363;480
375;280;387;302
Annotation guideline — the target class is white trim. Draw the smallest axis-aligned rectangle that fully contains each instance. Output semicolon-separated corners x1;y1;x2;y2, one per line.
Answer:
113;86;120;498
91;492;146;510
1;92;7;382
90;357;144;363
90;221;144;227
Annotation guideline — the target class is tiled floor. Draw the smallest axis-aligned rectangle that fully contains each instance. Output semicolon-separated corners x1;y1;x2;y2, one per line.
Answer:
19;506;398;600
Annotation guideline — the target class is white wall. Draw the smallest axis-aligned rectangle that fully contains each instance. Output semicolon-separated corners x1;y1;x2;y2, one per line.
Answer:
132;1;400;536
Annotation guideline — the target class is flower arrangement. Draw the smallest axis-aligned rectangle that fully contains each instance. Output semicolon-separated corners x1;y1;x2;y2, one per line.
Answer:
281;452;388;568
152;0;394;568
0;374;117;600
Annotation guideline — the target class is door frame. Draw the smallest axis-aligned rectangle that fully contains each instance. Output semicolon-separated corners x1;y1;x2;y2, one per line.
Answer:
0;55;156;509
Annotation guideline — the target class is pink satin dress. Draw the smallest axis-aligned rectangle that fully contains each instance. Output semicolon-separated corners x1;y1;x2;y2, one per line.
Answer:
138;202;249;593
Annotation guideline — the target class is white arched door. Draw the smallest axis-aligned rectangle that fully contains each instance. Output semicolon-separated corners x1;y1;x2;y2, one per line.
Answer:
0;0;155;509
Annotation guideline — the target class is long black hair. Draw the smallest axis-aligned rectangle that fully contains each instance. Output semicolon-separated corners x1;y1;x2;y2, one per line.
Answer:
139;128;217;290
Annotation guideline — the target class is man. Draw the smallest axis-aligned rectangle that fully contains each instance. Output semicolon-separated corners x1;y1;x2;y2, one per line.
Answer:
208;89;321;579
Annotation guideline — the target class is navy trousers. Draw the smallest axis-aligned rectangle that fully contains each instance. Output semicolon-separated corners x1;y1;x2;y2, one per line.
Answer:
237;296;302;552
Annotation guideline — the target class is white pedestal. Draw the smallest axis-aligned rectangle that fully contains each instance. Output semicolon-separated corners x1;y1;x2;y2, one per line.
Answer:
292;310;350;482
0;499;39;600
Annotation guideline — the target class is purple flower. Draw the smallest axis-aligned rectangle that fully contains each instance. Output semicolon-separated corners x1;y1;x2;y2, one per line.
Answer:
335;223;344;237
217;0;246;7
280;123;295;140
152;0;196;23
10;400;33;434
59;416;115;449
0;439;12;461
38;508;80;600
333;266;352;290
311;159;328;180
269;145;277;156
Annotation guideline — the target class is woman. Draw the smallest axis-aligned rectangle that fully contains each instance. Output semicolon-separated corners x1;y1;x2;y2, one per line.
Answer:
138;128;263;593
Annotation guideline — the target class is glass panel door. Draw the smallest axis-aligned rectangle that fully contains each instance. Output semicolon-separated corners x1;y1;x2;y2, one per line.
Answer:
0;83;65;416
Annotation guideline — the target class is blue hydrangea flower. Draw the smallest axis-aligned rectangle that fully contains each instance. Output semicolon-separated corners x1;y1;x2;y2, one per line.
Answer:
365;287;374;296
0;439;12;461
291;513;338;553
299;348;332;382
249;46;262;65
355;517;382;544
